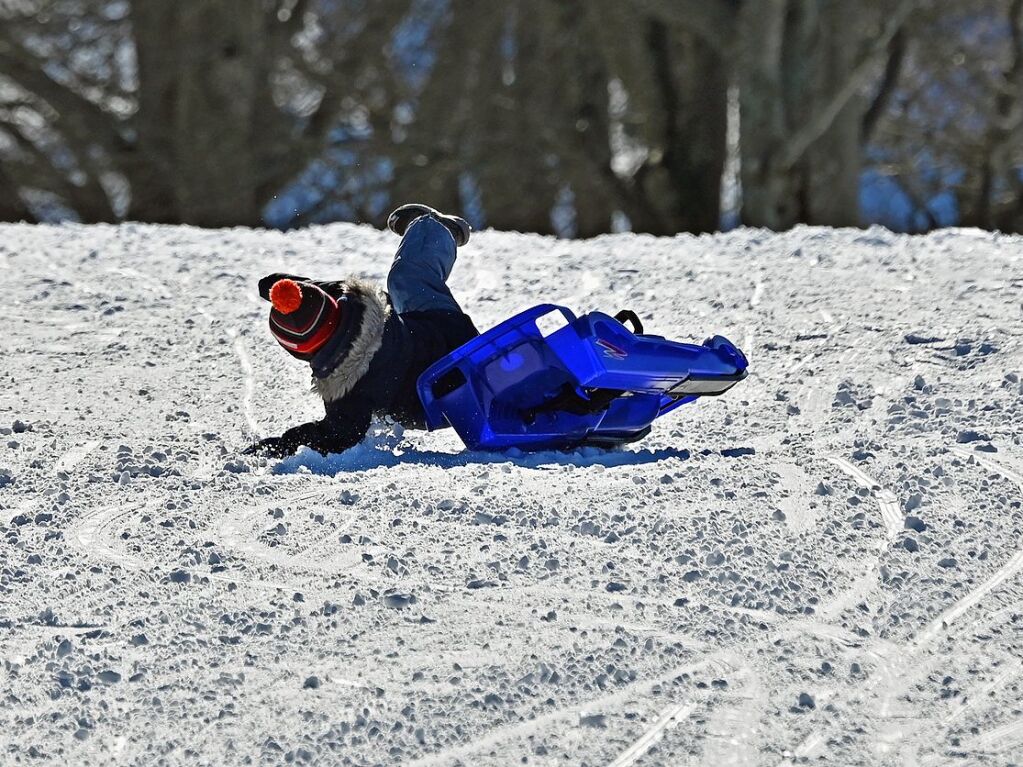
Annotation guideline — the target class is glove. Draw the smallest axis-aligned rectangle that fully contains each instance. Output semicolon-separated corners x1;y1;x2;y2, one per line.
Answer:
242;436;292;458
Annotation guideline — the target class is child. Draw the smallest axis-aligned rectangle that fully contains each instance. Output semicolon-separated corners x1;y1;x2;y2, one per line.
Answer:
244;204;478;458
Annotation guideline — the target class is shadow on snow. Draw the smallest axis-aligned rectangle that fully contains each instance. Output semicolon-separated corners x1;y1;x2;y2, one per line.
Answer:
272;441;692;476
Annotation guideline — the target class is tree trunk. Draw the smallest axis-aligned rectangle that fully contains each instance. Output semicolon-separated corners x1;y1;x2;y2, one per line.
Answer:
0;163;35;222
739;0;885;228
803;0;861;226
979;0;1023;231
386;0;478;218
555;0;618;238
644;19;727;233
130;1;265;226
472;0;558;234
737;0;794;228
128;3;184;223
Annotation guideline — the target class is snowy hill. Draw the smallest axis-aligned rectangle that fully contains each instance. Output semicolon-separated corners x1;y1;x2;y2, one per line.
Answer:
1;222;1022;765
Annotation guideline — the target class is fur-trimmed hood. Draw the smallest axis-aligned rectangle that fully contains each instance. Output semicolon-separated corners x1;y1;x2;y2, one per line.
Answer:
310;279;391;403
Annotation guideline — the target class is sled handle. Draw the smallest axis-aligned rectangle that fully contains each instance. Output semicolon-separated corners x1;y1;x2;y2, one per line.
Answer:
614;309;644;335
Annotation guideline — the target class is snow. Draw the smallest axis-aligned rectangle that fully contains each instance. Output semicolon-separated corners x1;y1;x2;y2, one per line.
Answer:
2;221;1023;765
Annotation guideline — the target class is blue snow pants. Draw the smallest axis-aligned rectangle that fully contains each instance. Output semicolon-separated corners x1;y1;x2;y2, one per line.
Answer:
386;215;466;315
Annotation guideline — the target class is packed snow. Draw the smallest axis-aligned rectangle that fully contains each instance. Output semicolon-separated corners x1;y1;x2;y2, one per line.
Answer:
1;222;1022;765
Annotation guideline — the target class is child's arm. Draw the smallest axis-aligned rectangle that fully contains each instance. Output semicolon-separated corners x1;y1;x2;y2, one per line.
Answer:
243;397;373;458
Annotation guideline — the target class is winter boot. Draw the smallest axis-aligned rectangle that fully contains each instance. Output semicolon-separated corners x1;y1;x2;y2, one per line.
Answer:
387;204;471;247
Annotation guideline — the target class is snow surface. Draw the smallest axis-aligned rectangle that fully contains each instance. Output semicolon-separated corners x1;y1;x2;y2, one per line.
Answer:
2;222;1023;765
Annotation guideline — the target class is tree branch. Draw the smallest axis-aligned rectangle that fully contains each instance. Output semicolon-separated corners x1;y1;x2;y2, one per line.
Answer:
862;27;907;142
780;0;918;171
256;1;415;199
1;117;117;222
0;40;123;155
0;158;35;222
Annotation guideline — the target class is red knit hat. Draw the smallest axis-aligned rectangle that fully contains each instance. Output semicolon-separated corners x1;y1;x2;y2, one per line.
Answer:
268;279;343;359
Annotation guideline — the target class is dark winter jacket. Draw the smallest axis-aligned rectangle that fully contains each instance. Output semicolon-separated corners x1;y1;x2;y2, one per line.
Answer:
253;272;478;456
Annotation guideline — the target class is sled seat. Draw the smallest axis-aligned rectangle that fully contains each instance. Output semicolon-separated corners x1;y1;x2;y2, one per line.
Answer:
417;304;748;452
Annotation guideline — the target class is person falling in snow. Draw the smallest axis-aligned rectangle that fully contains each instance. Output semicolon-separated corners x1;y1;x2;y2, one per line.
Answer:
244;204;478;458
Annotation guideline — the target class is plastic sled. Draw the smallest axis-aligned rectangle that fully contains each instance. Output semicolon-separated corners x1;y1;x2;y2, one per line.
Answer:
416;304;748;452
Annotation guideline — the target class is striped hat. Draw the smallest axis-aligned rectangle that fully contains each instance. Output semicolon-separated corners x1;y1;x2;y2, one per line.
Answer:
267;279;343;359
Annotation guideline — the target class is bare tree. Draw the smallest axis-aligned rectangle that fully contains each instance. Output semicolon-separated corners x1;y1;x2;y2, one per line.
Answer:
595;8;728;234
960;0;1023;230
864;0;1023;232
0;0;414;226
342;0;728;236
2;0;1009;236
736;0;919;228
635;0;920;229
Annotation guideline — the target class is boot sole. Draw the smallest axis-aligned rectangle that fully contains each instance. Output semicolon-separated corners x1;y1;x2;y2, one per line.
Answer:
388;204;471;246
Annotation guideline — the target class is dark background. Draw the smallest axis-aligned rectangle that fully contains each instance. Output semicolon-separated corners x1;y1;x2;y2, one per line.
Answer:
0;0;1018;236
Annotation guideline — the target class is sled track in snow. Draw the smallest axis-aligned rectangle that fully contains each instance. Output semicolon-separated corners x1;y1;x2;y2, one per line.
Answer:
578;442;915;767
607;702;696;767
700;660;763;767
213;520;687;635
72;501;151;570
965;717;1023;756
871;447;1023;759
227;328;260;438
915;543;1023;648
54;439;99;474
408;604;875;766
748;281;763;309
214;489;373;578
107;266;172;298
815;557;882;622
209;484;657;608
773;462;815;534
183;274;275;474
774;626;902;765
407;609;885;766
950;445;1023;489
14;224;1023;766
788;446;1023;762
814;454;901;622
776;454;903;764
70;485;346;595
914;657;1023;765
943;657;1023;728
914;447;1023;646
405;652;733;767
827;456;902;537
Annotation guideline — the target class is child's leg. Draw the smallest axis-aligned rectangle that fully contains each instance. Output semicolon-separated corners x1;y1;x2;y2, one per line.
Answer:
386;215;466;314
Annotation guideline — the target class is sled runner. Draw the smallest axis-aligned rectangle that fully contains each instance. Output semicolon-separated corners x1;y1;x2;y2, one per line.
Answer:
417;304;748;451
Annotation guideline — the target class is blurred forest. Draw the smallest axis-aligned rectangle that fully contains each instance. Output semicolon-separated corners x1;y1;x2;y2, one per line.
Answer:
0;0;1021;235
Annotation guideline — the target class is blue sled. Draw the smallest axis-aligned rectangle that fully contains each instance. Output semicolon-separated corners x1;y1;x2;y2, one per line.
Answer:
417;304;748;452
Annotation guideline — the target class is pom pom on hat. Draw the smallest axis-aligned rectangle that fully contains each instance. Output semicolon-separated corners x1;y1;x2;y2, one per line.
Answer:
266;278;343;360
270;279;303;314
